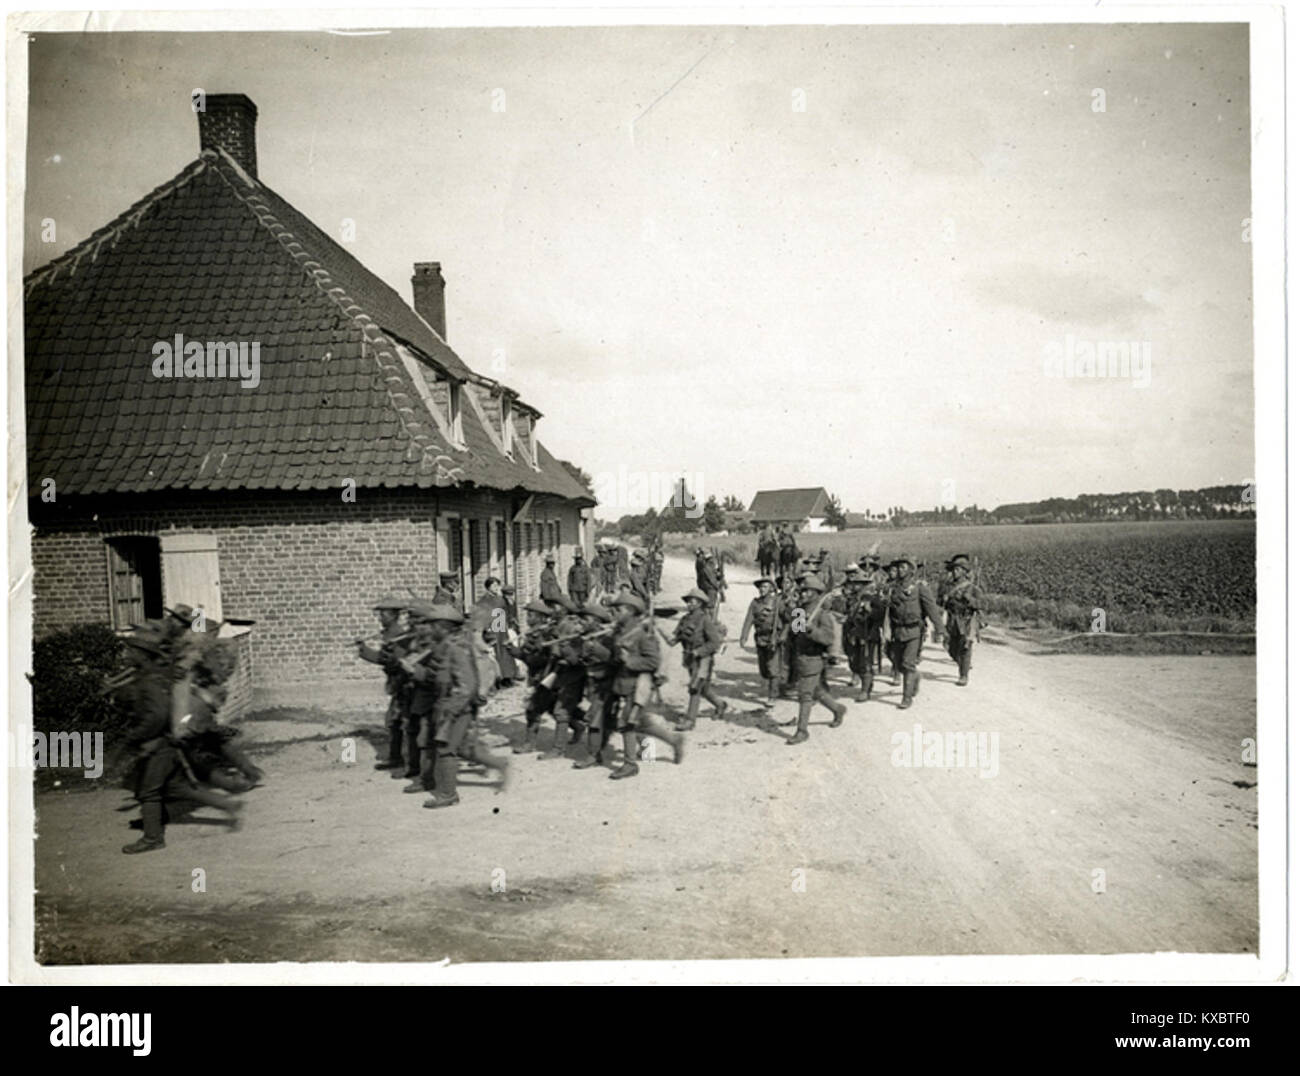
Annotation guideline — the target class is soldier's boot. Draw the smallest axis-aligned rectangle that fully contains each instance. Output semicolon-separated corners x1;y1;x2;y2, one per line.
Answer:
819;685;847;728
512;723;538;755
423;754;460;809
957;651;970;686
572;728;605;769
859;672;874;702
125;801;168;852
701;686;728;720
375;724;404;769
469;743;511;793
395;724;419;777
405;746;436;792
610;731;641;780
787;699;812;746
638;712;685;764
569;717;586;744
539;720;570;759
899;672;916;710
184;783;241;816
676;693;699;732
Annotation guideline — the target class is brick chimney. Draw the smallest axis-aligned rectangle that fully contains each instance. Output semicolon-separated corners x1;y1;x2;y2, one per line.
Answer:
197;93;258;178
412;262;447;341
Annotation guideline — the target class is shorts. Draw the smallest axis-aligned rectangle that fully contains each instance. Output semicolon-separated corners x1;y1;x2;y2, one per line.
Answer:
686;654;714;692
435;706;476;754
889;637;921;673
795;671;829;702
612;671;653;706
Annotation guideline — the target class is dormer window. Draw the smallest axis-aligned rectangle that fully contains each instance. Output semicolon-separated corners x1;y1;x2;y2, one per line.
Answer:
501;396;514;458
526;415;538;468
449;382;465;446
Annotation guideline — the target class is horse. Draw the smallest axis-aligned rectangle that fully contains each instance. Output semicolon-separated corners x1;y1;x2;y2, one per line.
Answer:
757;535;778;578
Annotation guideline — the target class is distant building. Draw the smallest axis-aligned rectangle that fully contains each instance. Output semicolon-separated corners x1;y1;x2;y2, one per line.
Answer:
748;488;835;533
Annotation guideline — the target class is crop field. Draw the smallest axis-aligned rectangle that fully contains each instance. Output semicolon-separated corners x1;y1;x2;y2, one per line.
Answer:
661;520;1256;633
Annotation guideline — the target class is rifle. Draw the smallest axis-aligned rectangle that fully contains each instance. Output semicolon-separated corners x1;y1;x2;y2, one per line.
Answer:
397;648;434;674
355;629;418;646
537;624;617;649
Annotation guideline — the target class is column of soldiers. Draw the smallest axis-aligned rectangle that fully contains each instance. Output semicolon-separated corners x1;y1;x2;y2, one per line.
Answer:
360;546;688;790
357;594;510;810
358;543;984;791
737;548;985;744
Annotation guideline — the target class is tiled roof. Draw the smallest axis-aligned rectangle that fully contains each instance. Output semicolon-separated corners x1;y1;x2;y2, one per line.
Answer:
748;487;831;520
24;150;592;502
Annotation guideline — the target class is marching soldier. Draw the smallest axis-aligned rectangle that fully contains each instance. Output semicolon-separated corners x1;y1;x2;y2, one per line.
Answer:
886;555;945;710
647;537;665;595
539;595;589;759
401;600;443;793
600;542;620;595
420;603;510;809
942;554;983;686
355;594;413;773
573;601;619;769
607;593;685;780
778;573;800;698
841;567;876;702
514;599;558;754
540;555;563;604
696;549;721;612
667;587;728;730
786;576;847;745
568;550;591;607
863;562;889;680
740;576;784;705
883;559;903;682
627;550;651;602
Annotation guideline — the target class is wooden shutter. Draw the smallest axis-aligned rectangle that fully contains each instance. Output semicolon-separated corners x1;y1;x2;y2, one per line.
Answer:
159;534;222;622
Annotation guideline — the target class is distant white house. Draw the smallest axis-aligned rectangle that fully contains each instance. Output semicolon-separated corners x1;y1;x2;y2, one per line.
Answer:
748;487;837;533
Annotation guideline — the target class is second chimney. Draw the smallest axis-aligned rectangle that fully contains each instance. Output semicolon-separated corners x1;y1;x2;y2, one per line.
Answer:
197;93;258;179
412;263;447;341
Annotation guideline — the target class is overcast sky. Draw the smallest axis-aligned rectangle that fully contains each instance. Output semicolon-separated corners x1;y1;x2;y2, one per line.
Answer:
23;24;1253;518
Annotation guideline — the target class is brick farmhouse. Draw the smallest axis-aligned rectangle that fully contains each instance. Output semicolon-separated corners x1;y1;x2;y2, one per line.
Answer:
25;94;595;699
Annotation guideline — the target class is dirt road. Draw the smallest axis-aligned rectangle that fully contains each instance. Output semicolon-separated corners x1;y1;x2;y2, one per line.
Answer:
32;555;1257;965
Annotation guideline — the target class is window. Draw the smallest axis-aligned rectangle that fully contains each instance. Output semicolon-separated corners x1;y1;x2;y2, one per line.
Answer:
106;537;163;630
501;396;514;457
449;383;465;446
526;416;538;468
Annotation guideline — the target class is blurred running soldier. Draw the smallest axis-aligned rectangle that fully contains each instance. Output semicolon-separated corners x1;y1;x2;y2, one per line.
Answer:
607;594;685;780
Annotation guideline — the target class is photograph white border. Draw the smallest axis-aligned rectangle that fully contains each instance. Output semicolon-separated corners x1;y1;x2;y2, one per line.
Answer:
4;2;1287;986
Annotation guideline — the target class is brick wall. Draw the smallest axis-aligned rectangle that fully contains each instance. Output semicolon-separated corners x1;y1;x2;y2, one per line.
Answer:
29;488;584;693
